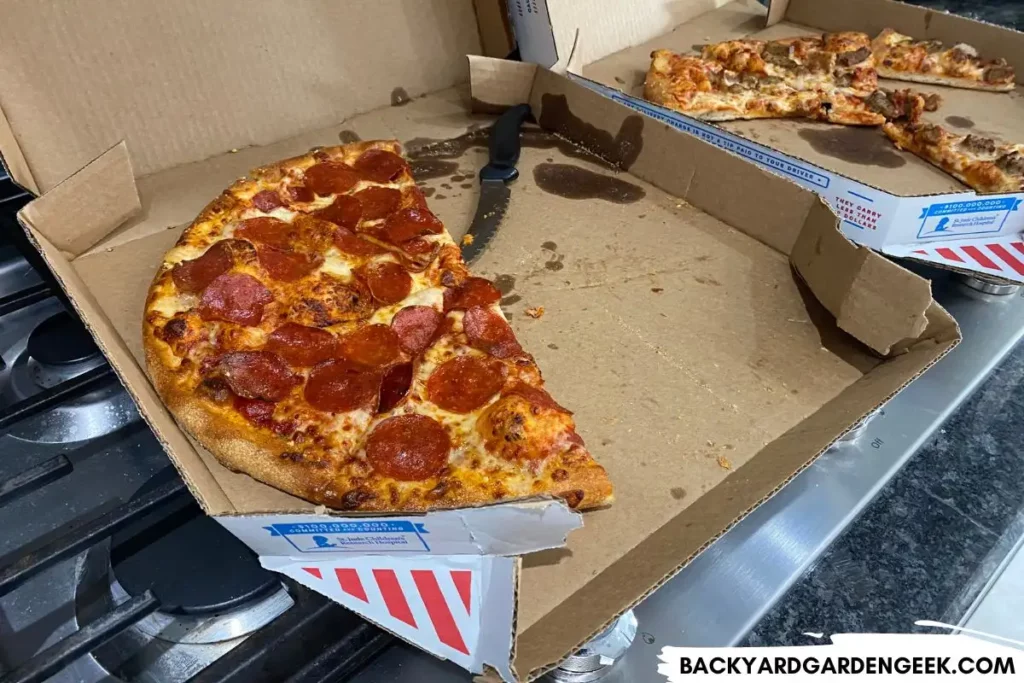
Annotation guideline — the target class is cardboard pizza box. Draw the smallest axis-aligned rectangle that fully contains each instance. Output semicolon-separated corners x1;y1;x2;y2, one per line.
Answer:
484;0;1024;283
0;2;959;679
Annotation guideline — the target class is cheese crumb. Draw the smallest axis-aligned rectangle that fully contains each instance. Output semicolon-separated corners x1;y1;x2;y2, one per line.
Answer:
525;306;545;319
717;455;732;470
461;234;474;245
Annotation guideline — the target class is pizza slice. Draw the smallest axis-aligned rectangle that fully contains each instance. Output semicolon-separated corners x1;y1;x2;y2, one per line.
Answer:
872;28;1016;92
644;43;933;126
883;121;1024;193
143;141;613;512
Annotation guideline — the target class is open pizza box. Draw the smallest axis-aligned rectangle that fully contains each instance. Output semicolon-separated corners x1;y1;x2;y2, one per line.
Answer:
486;0;1024;283
0;2;959;680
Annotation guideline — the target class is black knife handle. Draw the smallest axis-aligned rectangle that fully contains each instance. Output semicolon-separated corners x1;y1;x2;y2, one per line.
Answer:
481;104;531;183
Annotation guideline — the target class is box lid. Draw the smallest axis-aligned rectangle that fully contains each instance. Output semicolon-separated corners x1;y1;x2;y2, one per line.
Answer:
0;0;481;194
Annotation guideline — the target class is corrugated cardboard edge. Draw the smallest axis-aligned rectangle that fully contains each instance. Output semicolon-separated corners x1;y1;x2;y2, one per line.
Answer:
0;100;38;195
16;142;233;515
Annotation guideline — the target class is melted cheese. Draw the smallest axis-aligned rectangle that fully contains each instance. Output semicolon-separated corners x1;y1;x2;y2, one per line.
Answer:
319;249;354;279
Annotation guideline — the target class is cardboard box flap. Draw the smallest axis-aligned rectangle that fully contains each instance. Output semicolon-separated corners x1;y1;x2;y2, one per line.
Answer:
504;0;739;71
791;201;932;355
468;56;539;111
0;0;481;194
776;0;1024;80
19;142;140;259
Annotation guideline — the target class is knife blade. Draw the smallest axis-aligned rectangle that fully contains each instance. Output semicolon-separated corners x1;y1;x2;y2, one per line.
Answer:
461;103;531;264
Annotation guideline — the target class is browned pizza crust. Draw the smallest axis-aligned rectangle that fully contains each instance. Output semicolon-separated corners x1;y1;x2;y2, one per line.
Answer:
142;143;614;512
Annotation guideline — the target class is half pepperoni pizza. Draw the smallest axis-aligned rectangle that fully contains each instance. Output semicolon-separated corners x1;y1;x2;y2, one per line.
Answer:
143;141;613;512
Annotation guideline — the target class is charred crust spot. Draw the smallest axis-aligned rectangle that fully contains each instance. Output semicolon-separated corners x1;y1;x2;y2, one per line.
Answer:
425;480;449;500
389;484;400;505
561;489;585;508
161;317;188;341
340;488;374;510
279;451;304;463
551;468;569;482
197;377;232;403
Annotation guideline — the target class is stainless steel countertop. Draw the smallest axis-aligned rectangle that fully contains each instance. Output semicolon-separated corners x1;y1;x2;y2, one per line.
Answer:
351;272;1024;682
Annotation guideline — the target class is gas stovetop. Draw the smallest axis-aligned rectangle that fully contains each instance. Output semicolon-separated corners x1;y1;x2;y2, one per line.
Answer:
0;207;391;683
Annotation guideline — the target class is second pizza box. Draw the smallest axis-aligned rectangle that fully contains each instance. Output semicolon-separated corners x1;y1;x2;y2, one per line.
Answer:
0;2;959;680
489;0;1024;282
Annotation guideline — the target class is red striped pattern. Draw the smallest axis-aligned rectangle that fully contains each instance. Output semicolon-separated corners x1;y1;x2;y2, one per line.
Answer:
299;563;476;657
451;570;472;614
412;570;469;654
961;245;997;270
373;568;417;627
335;568;368;602
988;244;1024;276
936;247;963;263
908;240;1024;280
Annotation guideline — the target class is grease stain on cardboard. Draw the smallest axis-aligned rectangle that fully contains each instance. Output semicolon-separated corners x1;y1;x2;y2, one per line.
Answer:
538;94;644;170
533;163;646;204
797;128;906;168
390;87;411;106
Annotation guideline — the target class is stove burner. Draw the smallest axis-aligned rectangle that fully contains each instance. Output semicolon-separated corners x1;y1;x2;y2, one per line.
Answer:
27;310;101;366
111;510;280;616
111;474;280;616
1;308;139;444
74;473;294;681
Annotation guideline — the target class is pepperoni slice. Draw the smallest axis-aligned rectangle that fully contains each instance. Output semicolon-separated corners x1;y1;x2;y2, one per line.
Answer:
334;227;388;256
506;382;571;414
427;355;506;413
234;396;276;428
304;162;360;196
257;246;321;281
235;217;293;249
381;207;443;244
266;323;338;366
404;187;430;210
366;414;450;481
378;362;413;413
215;351;298;401
462;306;523;359
353;186;401;221
396;238;441;272
305;359;381;412
313;195;362;229
252;190;284;212
199;273;273;326
449;277;501;310
354;149;409;183
365;262;412;304
391;306;442;354
286;184;315;204
171;242;233;294
338;324;403;369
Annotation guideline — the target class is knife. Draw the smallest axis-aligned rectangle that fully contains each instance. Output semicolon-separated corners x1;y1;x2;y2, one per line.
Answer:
461;103;532;264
